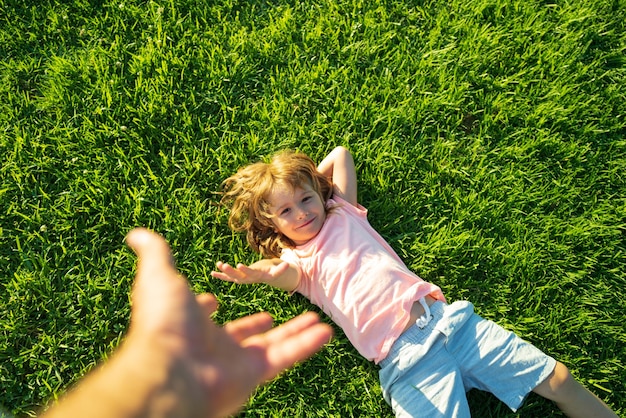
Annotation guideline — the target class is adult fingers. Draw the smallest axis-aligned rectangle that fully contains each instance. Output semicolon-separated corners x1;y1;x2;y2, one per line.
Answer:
244;312;333;380
125;228;192;332
126;228;177;286
249;312;325;344
264;324;333;380
196;293;219;316
223;312;274;343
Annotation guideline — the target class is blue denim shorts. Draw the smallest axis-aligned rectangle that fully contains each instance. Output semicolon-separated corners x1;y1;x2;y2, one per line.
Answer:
379;301;556;417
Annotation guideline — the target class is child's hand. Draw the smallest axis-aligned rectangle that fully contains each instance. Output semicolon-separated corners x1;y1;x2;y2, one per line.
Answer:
211;260;290;285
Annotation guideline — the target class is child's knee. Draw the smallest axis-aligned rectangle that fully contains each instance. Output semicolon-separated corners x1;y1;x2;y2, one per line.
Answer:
533;361;577;402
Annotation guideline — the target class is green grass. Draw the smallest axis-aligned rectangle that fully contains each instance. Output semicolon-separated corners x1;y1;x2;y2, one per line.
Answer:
1;0;625;416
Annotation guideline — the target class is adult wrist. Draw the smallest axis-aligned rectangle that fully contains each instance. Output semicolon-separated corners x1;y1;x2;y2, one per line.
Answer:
41;334;200;418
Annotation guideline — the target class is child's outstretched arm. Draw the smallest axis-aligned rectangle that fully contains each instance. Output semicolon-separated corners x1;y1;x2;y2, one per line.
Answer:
317;146;358;206
211;259;300;292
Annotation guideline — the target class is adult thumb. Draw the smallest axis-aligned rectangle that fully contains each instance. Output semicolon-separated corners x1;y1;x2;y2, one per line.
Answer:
124;228;185;314
125;228;176;280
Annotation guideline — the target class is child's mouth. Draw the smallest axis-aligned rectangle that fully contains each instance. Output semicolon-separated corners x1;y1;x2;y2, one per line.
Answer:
298;217;315;229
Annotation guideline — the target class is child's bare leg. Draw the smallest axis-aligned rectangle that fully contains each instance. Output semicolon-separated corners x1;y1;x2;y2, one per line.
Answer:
533;361;617;418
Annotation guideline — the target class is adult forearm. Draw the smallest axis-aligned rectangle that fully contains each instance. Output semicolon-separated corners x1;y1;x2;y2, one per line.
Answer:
41;339;197;418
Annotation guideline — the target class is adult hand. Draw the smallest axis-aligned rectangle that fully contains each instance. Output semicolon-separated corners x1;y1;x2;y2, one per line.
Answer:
42;228;332;418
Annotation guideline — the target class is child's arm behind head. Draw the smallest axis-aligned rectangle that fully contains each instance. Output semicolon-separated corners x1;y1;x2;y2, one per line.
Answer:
317;146;358;207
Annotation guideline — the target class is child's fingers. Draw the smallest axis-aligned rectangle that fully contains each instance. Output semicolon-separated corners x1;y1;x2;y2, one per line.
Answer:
211;262;256;283
210;270;238;282
210;263;237;282
234;264;261;279
214;262;242;277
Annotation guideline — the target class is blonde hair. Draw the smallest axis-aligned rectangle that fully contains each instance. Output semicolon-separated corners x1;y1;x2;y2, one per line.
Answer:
220;150;333;258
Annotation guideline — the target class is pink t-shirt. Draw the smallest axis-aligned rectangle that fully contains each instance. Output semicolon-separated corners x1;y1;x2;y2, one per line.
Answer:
280;196;445;364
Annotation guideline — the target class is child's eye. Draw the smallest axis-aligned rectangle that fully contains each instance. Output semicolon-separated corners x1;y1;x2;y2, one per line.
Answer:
302;196;312;202
280;208;291;215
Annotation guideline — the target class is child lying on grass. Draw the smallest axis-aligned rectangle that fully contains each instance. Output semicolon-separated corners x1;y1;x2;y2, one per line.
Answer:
212;146;617;417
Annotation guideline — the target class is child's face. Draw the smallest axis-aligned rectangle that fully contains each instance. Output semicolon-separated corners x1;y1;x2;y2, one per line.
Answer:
267;183;326;246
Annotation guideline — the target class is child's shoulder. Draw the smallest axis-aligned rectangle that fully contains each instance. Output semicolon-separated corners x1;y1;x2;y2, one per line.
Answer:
327;194;367;217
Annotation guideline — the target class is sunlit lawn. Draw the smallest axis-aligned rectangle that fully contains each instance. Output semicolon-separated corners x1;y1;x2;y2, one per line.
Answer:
1;0;625;416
